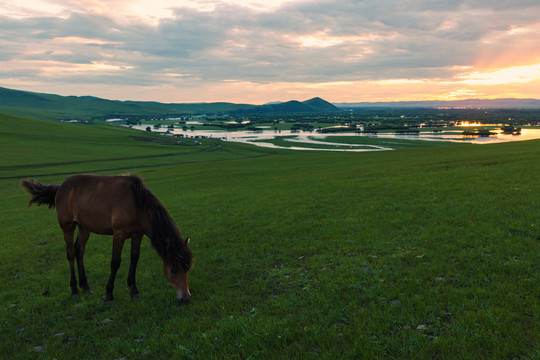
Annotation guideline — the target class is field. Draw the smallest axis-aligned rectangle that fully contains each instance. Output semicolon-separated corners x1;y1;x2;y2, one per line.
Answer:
1;113;539;359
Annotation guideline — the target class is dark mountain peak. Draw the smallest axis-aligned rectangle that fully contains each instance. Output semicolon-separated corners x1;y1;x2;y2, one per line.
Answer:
304;96;324;103
243;97;340;114
303;97;339;111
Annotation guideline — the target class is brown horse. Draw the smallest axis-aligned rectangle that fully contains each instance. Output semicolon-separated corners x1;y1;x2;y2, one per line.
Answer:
21;174;193;302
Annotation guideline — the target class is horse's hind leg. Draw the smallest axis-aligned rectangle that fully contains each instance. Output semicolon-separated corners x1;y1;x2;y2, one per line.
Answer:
62;223;79;298
75;226;91;292
105;233;126;302
127;235;143;298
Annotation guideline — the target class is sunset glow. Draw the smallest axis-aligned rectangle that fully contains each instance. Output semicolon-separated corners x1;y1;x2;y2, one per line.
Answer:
458;65;540;86
458;122;484;127
1;0;540;103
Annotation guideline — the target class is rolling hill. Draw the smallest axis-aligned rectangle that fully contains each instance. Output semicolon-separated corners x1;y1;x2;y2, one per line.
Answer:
335;98;540;109
0;86;339;121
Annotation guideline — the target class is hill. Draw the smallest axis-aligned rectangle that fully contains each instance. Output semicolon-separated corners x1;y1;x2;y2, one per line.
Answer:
335;98;540;109
233;97;339;114
0;86;338;121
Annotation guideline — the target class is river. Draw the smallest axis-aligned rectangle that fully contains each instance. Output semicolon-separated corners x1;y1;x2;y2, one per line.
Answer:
126;125;540;152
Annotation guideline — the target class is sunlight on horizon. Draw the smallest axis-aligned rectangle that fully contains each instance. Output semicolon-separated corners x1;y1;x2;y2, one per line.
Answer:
458;64;540;86
458;121;484;127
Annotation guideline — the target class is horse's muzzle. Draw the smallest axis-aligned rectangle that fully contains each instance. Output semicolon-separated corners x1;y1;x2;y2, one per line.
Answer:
176;290;191;303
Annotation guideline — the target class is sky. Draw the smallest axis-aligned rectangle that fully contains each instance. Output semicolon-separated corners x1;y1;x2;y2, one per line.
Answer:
1;0;540;104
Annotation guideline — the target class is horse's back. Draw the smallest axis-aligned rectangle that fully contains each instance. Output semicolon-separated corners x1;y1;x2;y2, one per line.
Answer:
55;174;146;236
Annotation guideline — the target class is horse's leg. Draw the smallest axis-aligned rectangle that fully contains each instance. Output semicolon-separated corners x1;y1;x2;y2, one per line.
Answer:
74;226;91;292
62;223;79;297
127;235;143;298
104;233;126;302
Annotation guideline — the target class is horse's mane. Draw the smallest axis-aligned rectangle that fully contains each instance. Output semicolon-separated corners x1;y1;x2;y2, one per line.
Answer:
129;175;193;273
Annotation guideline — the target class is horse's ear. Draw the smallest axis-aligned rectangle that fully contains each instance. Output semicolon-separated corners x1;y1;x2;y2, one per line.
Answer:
185;237;190;246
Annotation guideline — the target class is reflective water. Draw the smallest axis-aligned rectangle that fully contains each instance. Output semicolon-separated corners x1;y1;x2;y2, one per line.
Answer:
127;125;540;152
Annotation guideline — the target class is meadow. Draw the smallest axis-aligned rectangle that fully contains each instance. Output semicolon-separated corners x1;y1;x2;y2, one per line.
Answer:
0;113;539;359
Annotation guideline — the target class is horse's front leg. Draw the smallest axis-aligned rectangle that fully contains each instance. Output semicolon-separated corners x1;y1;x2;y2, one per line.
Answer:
127;235;143;298
105;234;126;302
62;224;79;298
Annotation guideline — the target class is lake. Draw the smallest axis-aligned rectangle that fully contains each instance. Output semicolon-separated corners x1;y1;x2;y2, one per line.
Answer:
127;125;540;152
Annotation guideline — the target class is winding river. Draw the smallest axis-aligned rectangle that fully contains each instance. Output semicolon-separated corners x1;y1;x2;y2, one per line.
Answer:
126;125;540;152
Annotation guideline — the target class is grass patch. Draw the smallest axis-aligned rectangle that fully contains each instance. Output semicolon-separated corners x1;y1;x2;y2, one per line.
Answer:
320;135;458;149
252;134;460;150
0;113;282;180
252;135;378;150
1;112;539;359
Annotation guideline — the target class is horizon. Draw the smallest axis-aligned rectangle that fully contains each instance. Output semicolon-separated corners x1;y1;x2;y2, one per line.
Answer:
4;85;540;106
1;1;540;104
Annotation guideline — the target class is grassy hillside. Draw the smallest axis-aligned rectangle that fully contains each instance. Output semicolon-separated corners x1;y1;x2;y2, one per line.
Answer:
0;113;538;359
0;112;279;180
0;87;338;121
0;87;155;121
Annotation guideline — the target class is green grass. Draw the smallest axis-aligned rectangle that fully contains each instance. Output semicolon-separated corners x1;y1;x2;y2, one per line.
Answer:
0;113;279;180
0;86;258;121
253;134;456;150
1;112;539;359
320;135;458;149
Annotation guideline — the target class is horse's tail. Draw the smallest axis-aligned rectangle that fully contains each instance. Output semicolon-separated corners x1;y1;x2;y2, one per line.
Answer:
21;179;59;209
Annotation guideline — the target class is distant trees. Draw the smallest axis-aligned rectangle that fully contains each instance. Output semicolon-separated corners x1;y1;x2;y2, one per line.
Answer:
501;125;521;134
290;123;315;131
125;119;141;126
462;129;496;137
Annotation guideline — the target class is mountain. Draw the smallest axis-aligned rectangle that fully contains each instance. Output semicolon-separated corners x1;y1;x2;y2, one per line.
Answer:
335;98;540;109
238;97;339;114
0;86;339;121
304;97;341;112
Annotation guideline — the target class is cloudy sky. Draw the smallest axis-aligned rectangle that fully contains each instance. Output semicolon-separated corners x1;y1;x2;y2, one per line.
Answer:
1;0;540;104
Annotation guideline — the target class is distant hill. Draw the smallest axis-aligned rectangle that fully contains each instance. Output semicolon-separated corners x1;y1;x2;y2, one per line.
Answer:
304;97;341;112
3;86;539;122
235;97;339;114
335;98;540;109
0;86;339;121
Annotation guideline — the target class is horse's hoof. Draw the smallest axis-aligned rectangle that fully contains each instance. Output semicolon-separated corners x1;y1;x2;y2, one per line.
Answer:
71;293;80;300
103;294;114;302
130;292;140;299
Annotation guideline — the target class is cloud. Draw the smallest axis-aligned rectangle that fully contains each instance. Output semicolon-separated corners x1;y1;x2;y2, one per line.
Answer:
1;0;539;102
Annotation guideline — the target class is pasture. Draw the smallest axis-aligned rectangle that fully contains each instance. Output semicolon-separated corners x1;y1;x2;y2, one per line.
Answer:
1;113;539;359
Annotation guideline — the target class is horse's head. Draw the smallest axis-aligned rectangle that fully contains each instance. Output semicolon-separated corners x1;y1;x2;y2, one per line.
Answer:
164;263;191;302
163;237;193;303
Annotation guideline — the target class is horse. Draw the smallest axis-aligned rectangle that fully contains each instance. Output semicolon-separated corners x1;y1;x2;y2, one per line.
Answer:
21;174;193;302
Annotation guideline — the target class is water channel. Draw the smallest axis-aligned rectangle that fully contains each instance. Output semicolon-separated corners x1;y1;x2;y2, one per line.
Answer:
126;124;540;152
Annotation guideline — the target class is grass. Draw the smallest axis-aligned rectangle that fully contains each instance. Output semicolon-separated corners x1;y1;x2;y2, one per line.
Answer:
319;135;458;149
0;113;278;180
1;112;539;359
253;134;455;150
